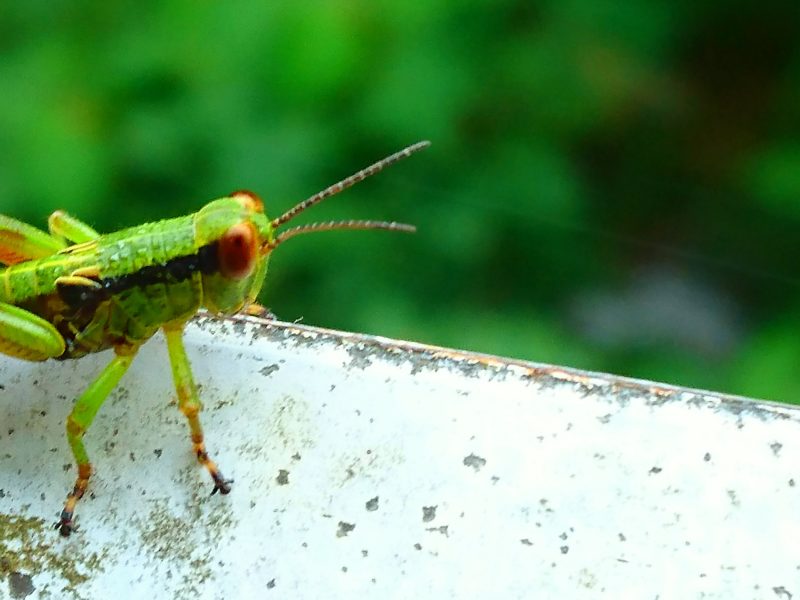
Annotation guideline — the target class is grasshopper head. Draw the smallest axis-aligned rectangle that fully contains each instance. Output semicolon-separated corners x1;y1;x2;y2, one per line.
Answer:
196;141;429;316
194;191;274;315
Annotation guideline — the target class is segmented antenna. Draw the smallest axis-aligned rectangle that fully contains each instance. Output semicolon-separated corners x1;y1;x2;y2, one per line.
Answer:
271;140;430;229
266;220;416;251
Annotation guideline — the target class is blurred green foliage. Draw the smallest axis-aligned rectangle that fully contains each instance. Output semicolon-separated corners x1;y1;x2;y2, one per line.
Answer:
1;1;799;401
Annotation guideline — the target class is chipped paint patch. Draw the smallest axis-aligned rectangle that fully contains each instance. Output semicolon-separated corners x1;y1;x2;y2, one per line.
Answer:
258;363;280;377
0;513;105;599
336;522;355;538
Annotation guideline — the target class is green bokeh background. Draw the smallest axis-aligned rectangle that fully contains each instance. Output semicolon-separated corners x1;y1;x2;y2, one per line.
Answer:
1;2;799;402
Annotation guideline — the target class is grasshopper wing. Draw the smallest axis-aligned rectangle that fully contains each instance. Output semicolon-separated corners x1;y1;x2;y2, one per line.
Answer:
0;214;66;265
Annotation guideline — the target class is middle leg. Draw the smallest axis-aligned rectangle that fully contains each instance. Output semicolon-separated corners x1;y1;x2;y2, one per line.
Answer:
60;346;136;535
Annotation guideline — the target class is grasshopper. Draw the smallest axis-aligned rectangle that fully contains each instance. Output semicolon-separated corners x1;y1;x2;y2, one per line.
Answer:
0;141;429;535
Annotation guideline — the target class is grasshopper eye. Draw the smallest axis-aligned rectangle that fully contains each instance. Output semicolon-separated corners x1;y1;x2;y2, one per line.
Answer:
218;222;259;280
230;190;264;213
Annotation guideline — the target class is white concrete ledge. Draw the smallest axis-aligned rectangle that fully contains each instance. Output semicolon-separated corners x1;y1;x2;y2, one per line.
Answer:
0;314;798;599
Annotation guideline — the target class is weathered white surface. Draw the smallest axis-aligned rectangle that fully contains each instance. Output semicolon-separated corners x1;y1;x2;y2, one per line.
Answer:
0;314;798;599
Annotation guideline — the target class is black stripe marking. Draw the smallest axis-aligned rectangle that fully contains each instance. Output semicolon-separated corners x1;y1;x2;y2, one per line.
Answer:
57;243;218;308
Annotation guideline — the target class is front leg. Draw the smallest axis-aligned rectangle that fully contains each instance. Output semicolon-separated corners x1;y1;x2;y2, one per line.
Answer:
242;303;277;319
163;322;232;495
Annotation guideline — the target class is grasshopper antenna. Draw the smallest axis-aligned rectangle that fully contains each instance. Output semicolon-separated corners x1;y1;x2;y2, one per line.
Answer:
270;140;430;229
266;220;415;251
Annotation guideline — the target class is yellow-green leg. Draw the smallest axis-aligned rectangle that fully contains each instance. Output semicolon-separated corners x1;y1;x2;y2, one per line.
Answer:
60;347;136;536
0;302;66;360
163;323;232;495
48;210;100;244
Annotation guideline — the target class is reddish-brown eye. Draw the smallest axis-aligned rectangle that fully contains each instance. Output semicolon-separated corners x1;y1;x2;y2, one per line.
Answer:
218;222;259;280
230;190;264;213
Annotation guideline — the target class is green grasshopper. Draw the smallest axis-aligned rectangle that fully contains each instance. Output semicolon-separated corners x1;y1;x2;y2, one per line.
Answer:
0;141;429;536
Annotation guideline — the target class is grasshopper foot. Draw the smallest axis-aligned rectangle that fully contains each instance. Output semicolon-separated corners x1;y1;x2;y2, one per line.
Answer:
57;468;89;536
211;474;233;496
242;303;277;320
196;447;232;495
57;510;76;537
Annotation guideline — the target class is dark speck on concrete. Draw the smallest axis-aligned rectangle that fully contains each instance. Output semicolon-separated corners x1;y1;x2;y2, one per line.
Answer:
414;543;422;550
649;466;662;474
337;521;356;537
8;572;34;599
771;442;783;457
422;505;437;523
426;525;448;536
347;345;373;370
276;469;289;485
790;479;795;487
267;579;276;589
259;364;280;377
773;586;792;599
521;538;533;546
463;454;486;471
366;496;379;511
703;452;711;462
560;545;569;554
154;448;163;459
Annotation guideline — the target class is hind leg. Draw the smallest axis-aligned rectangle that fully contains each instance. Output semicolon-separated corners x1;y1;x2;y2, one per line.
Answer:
0;302;65;360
